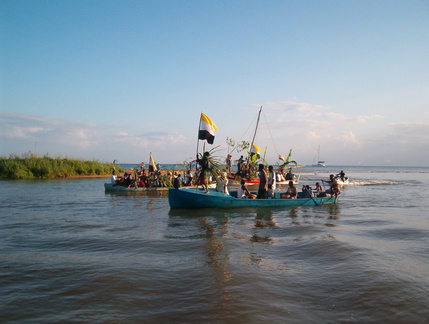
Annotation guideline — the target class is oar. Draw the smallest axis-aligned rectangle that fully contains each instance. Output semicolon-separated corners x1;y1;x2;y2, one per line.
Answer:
305;187;319;206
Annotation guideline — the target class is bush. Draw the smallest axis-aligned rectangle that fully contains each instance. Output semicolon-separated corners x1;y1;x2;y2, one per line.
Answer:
0;154;122;179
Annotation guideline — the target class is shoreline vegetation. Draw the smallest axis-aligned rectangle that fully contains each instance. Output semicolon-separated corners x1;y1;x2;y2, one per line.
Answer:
0;154;123;179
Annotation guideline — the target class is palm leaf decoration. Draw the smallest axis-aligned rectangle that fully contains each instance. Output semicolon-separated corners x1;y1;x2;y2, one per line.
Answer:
194;145;227;184
277;149;298;169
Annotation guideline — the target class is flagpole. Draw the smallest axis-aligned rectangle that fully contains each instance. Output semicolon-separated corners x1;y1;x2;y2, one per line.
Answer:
196;112;202;160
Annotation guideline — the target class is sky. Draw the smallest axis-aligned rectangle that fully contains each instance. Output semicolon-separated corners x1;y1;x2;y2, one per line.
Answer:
1;0;429;167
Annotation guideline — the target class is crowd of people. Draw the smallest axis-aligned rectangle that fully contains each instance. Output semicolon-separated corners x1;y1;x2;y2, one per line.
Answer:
110;155;230;190
111;155;343;199
110;161;198;189
235;164;343;199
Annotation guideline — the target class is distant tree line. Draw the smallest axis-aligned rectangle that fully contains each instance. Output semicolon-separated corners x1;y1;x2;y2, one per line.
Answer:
0;153;121;179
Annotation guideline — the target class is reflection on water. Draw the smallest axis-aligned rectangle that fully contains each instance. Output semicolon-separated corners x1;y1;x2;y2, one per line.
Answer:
199;217;232;306
252;210;277;244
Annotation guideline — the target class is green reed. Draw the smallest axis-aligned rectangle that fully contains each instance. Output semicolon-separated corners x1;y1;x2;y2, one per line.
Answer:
0;153;122;179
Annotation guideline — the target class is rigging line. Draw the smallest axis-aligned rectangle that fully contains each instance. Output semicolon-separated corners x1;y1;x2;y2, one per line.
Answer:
262;110;280;156
229;111;259;155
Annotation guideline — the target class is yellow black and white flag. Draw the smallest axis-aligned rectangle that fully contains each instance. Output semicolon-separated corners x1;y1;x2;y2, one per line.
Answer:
198;113;218;144
251;144;261;155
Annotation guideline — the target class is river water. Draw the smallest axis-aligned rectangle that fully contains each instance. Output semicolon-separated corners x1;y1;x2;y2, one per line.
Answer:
1;167;428;323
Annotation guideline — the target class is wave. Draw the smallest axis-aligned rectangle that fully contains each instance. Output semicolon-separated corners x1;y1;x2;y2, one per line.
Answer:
344;179;416;186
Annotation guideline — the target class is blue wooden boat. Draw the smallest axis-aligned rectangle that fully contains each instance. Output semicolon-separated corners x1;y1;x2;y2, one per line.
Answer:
168;188;338;209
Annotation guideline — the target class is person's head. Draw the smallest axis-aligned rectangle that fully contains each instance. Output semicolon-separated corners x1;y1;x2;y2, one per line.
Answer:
241;180;246;185
258;164;265;171
112;170;116;175
330;174;334;179
268;165;273;171
316;182;320;186
289;181;294;186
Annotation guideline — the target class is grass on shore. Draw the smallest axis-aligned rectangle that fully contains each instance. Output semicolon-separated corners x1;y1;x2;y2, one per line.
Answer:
0;153;122;179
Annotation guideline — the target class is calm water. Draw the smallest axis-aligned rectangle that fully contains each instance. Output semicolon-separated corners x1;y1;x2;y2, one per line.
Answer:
1;167;429;323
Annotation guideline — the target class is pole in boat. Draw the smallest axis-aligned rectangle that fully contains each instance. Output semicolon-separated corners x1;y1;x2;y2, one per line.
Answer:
195;113;203;189
248;106;262;166
196;112;202;159
250;106;262;153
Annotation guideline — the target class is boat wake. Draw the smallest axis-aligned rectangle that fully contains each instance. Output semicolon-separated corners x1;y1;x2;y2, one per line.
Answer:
304;175;417;186
344;179;416;186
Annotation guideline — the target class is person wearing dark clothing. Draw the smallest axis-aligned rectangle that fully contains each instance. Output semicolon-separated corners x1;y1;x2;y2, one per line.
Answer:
338;170;346;182
257;164;268;199
197;151;211;193
173;174;182;189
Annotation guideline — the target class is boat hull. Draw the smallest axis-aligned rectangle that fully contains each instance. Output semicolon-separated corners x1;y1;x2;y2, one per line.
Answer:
104;183;169;191
168;188;338;209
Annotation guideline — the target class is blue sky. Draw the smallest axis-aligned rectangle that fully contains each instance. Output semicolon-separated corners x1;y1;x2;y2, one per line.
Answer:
1;0;428;166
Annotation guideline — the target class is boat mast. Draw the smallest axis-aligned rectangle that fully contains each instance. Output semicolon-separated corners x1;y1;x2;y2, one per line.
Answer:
250;106;262;153
313;144;320;165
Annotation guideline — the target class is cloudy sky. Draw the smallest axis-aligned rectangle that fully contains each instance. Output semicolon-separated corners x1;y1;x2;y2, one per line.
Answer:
1;0;428;166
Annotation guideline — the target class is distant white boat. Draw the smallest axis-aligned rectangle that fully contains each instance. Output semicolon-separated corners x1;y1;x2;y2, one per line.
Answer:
315;160;327;167
312;145;327;167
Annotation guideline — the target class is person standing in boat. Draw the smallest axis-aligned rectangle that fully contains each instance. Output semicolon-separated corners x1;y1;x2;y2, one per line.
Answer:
285;169;293;180
173;173;182;189
327;174;341;197
225;154;232;173
197;151;211;193
216;169;229;195
257;164;268;199
237;155;244;175
139;162;145;174
267;165;276;198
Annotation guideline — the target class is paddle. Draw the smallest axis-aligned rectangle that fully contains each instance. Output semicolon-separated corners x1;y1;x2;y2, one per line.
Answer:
305;187;319;206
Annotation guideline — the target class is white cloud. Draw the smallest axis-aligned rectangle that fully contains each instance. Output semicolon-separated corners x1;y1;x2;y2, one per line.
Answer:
0;112;188;161
1;104;428;166
340;131;363;148
350;115;384;123
389;122;429;143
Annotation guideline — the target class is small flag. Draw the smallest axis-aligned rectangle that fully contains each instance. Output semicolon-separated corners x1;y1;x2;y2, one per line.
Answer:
279;154;285;161
198;113;218;144
149;152;157;172
251;144;261;155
